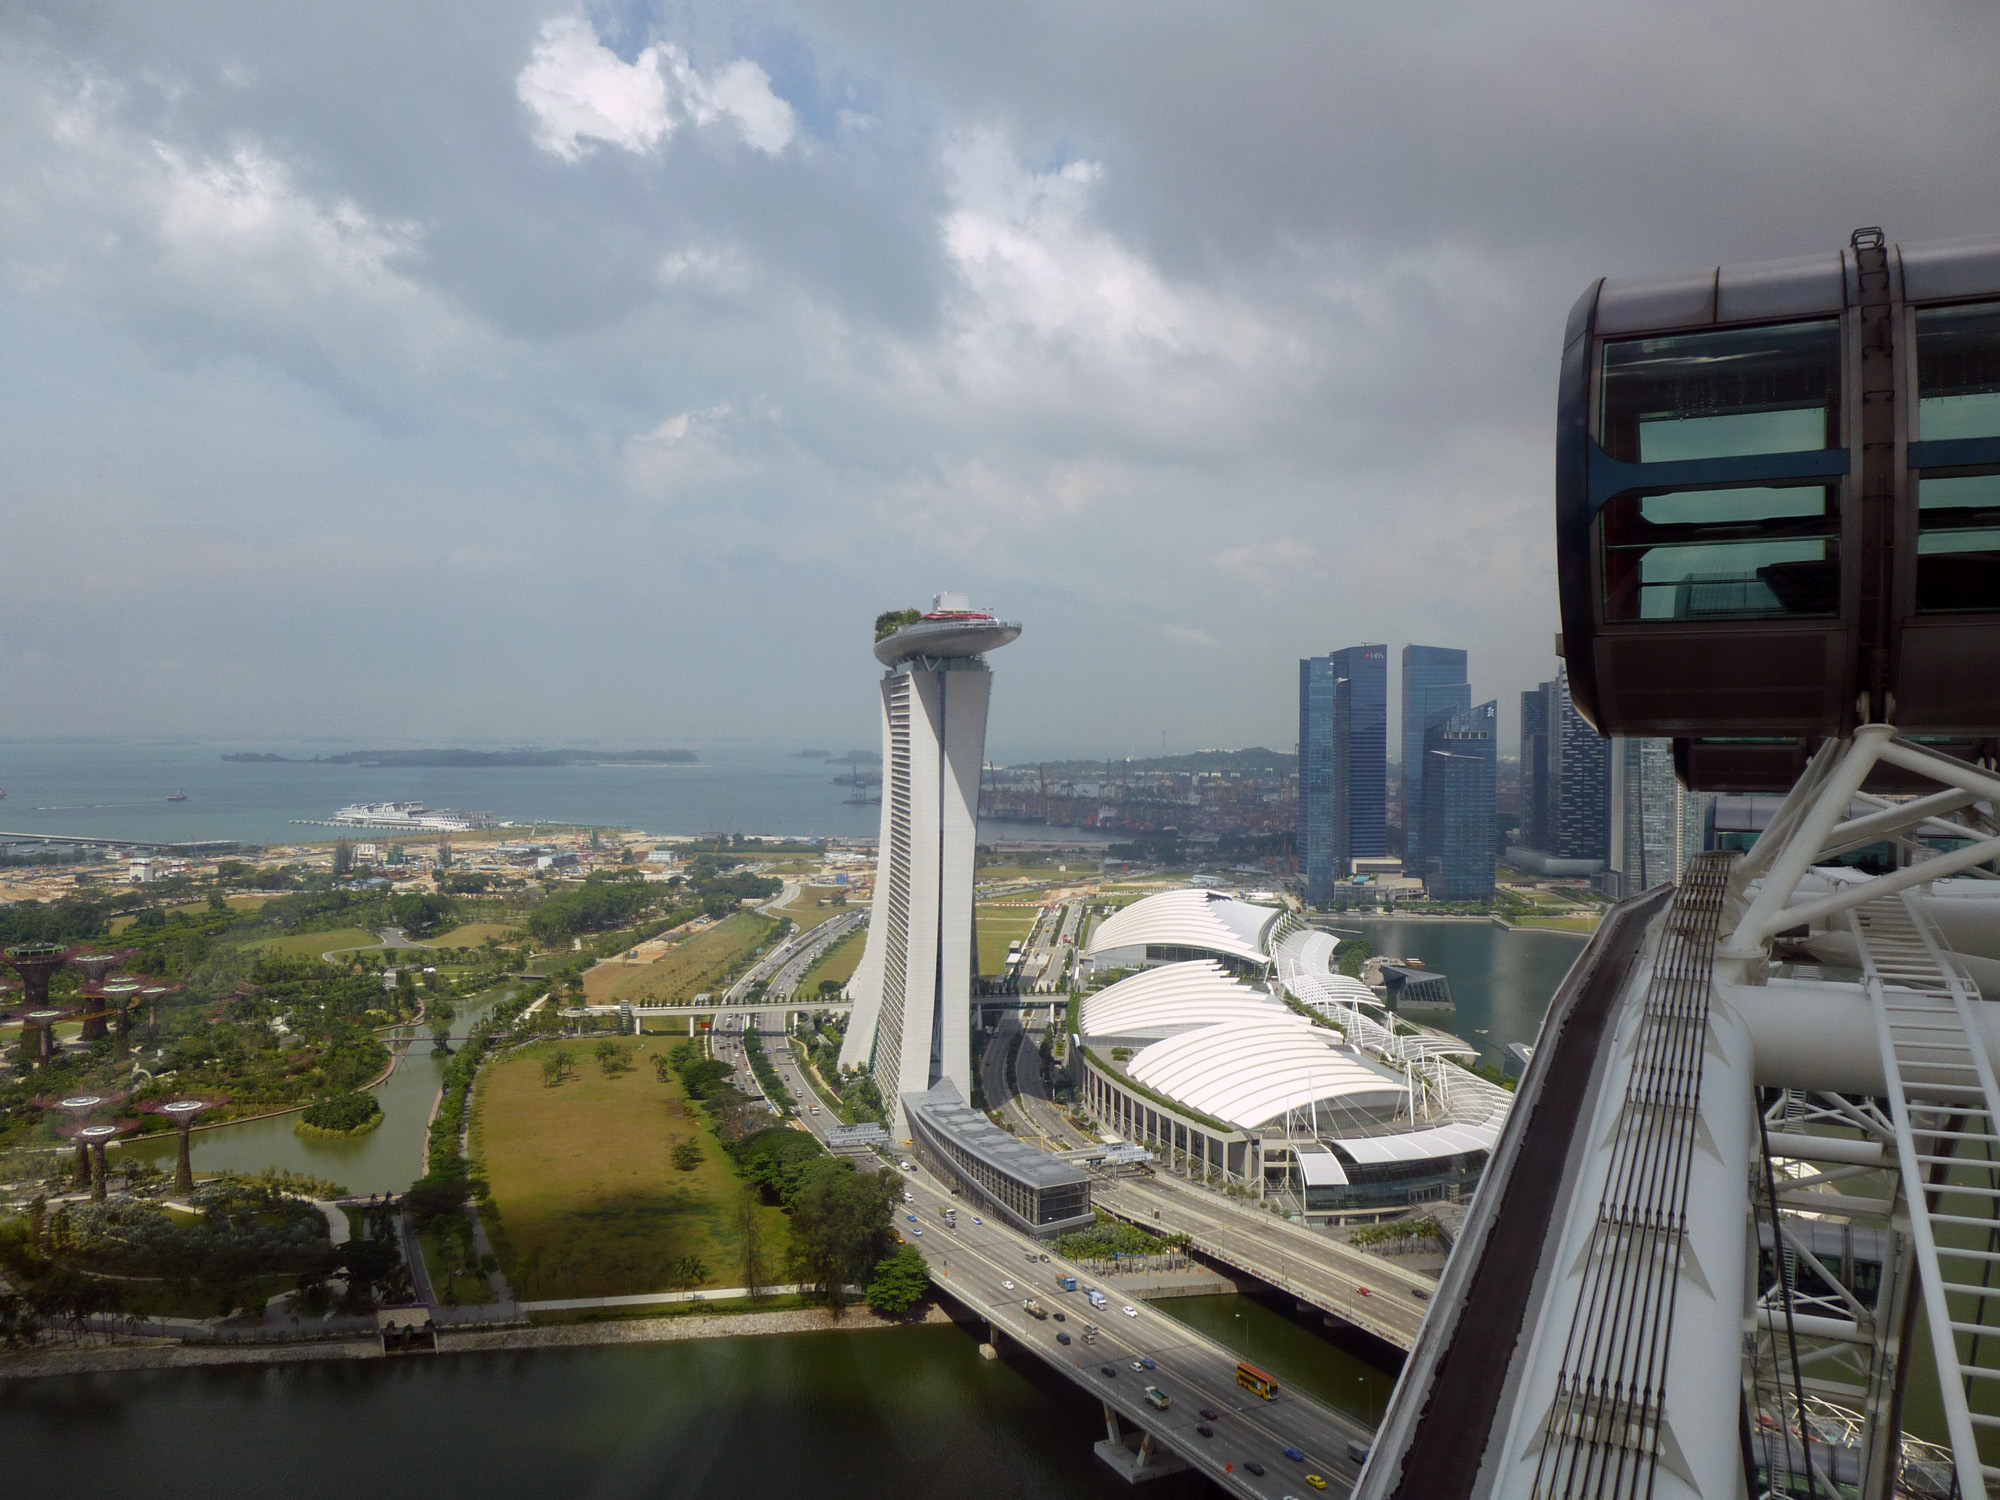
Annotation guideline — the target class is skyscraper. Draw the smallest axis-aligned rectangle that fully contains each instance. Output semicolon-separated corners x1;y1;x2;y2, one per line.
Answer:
1331;645;1388;870
1550;667;1611;863
839;594;1020;1136
1298;656;1339;905
1611;736;1678;895
1419;699;1498;901
1520;687;1551;852
1401;645;1469;866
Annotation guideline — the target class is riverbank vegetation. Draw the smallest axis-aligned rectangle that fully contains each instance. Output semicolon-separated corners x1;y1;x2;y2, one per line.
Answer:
296;1091;383;1137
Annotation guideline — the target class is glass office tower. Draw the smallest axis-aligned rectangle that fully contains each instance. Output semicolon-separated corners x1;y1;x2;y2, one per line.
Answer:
1298;656;1340;905
1331;644;1389;869
1402;645;1470;866
1420;699;1498;900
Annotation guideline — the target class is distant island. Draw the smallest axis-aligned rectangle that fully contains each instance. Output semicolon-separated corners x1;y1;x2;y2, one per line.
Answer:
222;749;698;767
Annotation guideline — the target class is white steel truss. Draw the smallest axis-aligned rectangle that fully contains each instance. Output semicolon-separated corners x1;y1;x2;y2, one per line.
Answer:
1721;725;2000;1500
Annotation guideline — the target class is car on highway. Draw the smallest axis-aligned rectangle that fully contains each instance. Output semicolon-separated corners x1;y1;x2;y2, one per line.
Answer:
912;1227;923;1237
1198;1407;1219;1421
1195;1425;1213;1439
1356;1286;1371;1297
1283;1447;1305;1462
1121;1305;1139;1318
972;1216;983;1226
1137;1357;1156;1370
1412;1287;1430;1300
1305;1476;1327;1490
1243;1461;1266;1477
906;1213;917;1222
1056;1331;1071;1345
1099;1366;1116;1378
1129;1360;1147;1372
1002;1280;1014;1290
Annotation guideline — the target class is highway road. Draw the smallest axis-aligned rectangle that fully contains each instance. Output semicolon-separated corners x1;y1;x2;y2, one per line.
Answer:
1093;1176;1429;1350
898;1167;1372;1497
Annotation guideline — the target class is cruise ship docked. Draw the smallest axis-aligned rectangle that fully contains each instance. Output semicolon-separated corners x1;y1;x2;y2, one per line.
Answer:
323;801;496;832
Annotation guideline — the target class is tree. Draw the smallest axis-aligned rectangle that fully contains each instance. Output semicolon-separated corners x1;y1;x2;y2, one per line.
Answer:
865;1246;931;1315
672;1139;703;1171
736;1195;766;1298
785;1159;895;1317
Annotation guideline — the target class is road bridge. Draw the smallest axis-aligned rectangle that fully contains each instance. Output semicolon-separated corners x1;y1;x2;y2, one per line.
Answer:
898;1165;1375;1495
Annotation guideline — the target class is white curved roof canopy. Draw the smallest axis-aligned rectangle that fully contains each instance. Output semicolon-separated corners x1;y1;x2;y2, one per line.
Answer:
1086;889;1280;969
1078;961;1281;1043
1125;1015;1408;1132
1272;925;1381;1012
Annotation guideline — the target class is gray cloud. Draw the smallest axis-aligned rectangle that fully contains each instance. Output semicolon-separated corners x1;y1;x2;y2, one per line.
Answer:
3;1;1998;760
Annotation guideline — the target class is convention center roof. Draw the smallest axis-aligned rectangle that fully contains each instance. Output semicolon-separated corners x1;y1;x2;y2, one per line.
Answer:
1076;960;1282;1044
1086;889;1281;969
1123;1014;1407;1132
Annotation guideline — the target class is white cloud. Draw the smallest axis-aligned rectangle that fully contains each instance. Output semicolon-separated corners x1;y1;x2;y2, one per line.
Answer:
942;130;1186;355
516;15;794;162
622;403;743;492
155;142;420;300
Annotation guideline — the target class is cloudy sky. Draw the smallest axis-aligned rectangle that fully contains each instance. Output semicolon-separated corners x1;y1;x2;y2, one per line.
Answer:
4;3;1998;761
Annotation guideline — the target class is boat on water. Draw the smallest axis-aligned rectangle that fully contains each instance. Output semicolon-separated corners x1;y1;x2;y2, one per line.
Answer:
166;790;188;801
324;799;495;832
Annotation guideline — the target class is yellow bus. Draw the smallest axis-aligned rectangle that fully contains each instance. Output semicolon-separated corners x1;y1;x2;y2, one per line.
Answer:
1236;1361;1279;1400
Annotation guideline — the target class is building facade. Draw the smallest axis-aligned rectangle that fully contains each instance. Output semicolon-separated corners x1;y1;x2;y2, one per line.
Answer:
1549;668;1611;864
1419;699;1498;901
903;1081;1093;1238
1401;645;1470;867
840;597;1017;1136
1520;686;1551;852
1298;655;1339;905
1611;736;1679;895
1330;644;1388;872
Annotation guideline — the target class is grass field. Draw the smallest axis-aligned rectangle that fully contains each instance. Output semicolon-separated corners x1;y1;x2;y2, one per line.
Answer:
472;1038;786;1298
426;922;520;948
775;886;858;934
975;904;1041;976
1513;914;1601;932
246;927;384;958
598;912;780;1005
797;926;866;995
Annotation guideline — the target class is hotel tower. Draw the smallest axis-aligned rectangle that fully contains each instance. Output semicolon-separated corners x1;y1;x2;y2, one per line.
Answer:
839;593;1021;1136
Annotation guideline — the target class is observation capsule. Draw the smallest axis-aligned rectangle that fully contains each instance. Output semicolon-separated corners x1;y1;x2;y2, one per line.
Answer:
1556;230;2000;788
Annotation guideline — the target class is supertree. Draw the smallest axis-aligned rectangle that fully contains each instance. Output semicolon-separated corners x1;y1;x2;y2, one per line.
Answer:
59;1119;134;1202
12;1004;79;1066
40;1092;130;1187
137;983;181;1048
69;949;135;1042
140;1096;226;1194
99;982;145;1055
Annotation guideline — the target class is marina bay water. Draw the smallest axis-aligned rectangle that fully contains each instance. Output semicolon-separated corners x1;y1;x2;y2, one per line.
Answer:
0;1295;1387;1499
1347;916;1589;1069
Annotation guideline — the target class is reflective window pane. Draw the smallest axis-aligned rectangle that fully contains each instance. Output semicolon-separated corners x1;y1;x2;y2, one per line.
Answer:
1917;302;2000;442
1599;321;1840;464
1916;473;2000;613
1600;485;1838;622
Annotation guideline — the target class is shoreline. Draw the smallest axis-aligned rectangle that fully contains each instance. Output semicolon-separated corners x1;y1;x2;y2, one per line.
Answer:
0;1303;954;1381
